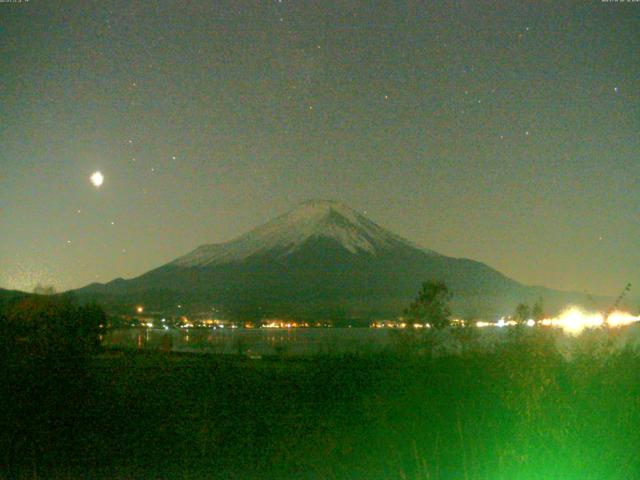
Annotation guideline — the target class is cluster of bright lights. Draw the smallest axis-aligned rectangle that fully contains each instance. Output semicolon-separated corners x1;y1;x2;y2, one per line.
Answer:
540;307;640;335
476;318;517;328
476;307;640;335
371;321;431;329
263;320;311;329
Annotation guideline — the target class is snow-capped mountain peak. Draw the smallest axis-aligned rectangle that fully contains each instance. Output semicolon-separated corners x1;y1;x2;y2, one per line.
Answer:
171;200;435;267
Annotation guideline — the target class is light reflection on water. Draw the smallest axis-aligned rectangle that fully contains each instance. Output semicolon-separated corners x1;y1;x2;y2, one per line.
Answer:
107;327;392;356
104;324;640;357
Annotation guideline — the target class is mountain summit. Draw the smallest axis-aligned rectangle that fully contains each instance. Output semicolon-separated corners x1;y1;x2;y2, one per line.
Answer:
172;200;434;267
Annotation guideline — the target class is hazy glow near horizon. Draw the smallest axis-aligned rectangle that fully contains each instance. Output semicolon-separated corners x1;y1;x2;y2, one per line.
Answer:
475;306;640;335
540;307;639;335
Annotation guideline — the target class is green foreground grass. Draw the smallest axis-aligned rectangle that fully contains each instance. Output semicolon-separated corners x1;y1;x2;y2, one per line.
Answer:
2;329;640;479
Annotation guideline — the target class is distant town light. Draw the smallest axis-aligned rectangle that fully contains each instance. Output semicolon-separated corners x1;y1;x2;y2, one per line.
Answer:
136;306;144;314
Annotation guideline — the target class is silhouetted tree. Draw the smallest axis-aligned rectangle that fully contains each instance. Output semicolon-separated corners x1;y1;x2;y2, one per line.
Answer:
531;298;545;322
3;296;104;360
513;303;530;326
405;280;452;330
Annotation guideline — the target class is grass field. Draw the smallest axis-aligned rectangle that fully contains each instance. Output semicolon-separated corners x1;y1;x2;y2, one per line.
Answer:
2;328;640;479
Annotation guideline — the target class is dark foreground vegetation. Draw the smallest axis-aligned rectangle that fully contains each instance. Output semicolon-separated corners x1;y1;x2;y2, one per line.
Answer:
1;297;640;479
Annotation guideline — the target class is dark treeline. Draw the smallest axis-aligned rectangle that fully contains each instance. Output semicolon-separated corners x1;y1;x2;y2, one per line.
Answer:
1;295;640;479
0;294;104;475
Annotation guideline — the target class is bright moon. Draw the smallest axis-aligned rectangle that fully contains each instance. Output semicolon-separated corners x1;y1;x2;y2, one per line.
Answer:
90;171;104;188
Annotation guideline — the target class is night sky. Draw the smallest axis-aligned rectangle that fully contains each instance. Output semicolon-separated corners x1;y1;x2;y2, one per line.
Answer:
1;1;638;299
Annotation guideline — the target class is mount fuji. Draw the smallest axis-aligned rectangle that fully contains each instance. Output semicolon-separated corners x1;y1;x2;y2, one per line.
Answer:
75;200;587;321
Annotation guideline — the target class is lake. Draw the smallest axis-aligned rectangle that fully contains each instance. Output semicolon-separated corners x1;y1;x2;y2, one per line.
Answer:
102;324;640;357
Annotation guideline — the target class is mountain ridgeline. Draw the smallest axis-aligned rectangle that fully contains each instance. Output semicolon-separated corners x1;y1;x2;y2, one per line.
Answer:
75;200;596;321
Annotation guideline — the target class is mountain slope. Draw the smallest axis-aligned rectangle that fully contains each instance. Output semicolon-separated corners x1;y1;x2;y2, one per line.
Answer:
75;200;596;319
